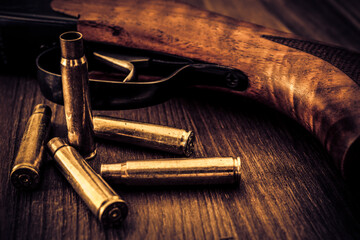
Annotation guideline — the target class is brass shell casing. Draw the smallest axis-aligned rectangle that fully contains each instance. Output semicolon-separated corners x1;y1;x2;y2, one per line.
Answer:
101;157;241;186
10;104;52;190
60;31;96;160
93;115;194;156
47;137;128;225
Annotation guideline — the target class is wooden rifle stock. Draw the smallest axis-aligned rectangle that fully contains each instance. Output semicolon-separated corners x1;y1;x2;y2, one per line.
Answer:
52;0;360;180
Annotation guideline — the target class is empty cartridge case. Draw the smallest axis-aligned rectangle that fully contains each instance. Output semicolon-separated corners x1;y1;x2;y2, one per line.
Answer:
10;104;52;190
60;31;96;160
93;115;194;156
47;137;128;225
101;157;241;186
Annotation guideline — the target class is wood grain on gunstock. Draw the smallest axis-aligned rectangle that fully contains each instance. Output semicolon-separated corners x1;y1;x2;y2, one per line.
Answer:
52;0;360;179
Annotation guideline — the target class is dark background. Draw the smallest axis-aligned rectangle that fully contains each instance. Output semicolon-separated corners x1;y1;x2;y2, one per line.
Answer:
1;0;360;239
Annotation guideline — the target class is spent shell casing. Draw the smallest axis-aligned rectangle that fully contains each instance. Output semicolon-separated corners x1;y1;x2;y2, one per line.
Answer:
47;137;128;225
93;115;194;156
101;157;241;186
60;31;96;160
10;104;52;190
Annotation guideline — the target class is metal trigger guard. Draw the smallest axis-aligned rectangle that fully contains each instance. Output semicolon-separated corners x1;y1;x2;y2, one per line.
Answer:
36;44;249;110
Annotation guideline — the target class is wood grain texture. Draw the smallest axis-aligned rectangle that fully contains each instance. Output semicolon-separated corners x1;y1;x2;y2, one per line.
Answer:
51;0;360;178
1;0;360;239
195;0;291;32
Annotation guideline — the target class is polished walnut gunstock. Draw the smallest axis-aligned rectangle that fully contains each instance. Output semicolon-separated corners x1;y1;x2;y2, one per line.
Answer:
51;0;360;180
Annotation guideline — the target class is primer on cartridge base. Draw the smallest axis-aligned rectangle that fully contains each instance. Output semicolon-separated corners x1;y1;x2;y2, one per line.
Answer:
101;157;241;186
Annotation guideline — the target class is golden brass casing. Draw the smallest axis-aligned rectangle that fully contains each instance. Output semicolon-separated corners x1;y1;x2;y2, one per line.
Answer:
93;115;194;156
101;157;241;186
60;31;96;160
47;137;128;225
10;104;52;190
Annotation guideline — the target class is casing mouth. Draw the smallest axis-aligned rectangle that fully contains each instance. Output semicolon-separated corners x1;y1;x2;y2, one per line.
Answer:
47;137;68;157
60;31;84;59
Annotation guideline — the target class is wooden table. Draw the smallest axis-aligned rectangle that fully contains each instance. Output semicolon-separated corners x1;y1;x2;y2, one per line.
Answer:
1;0;360;239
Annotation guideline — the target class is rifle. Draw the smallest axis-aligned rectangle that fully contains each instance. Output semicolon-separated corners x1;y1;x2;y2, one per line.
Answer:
10;0;360;180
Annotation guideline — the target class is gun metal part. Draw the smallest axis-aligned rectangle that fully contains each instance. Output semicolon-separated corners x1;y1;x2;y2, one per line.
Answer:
101;157;241;186
36;44;248;110
60;31;96;159
47;137;128;225
93;115;194;156
10;104;52;190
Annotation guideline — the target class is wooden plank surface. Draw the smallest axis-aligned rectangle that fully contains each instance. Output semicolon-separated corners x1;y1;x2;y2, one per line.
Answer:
1;0;360;239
